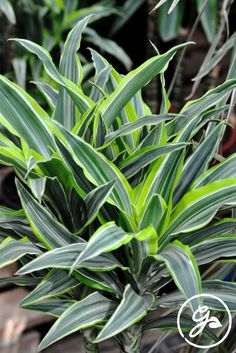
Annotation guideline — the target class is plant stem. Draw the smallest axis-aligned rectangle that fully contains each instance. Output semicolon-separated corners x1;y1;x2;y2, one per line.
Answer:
118;325;142;353
82;331;100;353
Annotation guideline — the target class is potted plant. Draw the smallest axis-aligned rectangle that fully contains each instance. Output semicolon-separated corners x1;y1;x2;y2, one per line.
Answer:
0;16;236;353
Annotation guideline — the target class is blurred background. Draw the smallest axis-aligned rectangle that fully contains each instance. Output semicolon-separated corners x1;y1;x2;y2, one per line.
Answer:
0;0;236;352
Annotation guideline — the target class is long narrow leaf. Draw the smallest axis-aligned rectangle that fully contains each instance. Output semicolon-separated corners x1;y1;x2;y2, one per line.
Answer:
56;127;133;214
54;16;91;129
156;240;202;312
95;285;153;342
173;123;224;205
17;242;125;274
71;222;157;272
38;292;117;350
162;178;236;245
0;237;41;269
0;76;54;157
99;42;192;127
21;270;78;306
16;181;82;249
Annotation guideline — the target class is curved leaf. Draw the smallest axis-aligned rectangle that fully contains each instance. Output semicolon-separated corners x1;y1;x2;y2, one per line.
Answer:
103;114;175;148
16;181;82;249
71;222;157;272
162;178;236;245
21;270;78;306
17;242;125;274
95;285;153;342
0;0;16;23
54;16;91;129
56;127;133;214
120;143;186;178
173;123;224;205
13;38;93;115
0;76;54;157
158;280;236;312
156;240;202;312
191;235;236;265
38;292;117;350
99;42;192;127
179;218;236;245
192;154;236;190
24;300;75;318
0;237;41;269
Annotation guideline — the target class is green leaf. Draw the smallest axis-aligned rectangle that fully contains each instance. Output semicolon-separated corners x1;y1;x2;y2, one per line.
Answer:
138;124;165;149
0;275;41;287
55;139;93;196
17;242;125;274
28;178;46;202
136;115;200;211
38;292;117;350
83;180;115;228
158;280;236;312
0;145;26;172
120;142;186;179
21;270;78;306
169;80;236;135
16;181;81;249
24;300;75;318
0;212;36;243
36;157;73;193
156;240;202;312
43;177;74;231
196;0;217;42
0;76;54;158
201;280;236;312
56;127;133;214
99;42;193;127
71;223;157;272
13;38;93;115
157;1;185;42
191;235;236;265
193;34;236;81
0;237;41;269
103;114;175;147
0;0;16;24
95;285;153;342
54;16;91;129
75;269;123;295
90;66;112;102
179;218;236;245
162;178;236;245
173;123;224;205
192;154;236;189
90;48;139;149
139;193;167;233
143;313;193;332
12;57;26;89
137;194;166;260
32;81;58;109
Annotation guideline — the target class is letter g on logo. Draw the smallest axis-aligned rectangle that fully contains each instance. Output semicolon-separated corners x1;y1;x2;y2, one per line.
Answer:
177;294;232;349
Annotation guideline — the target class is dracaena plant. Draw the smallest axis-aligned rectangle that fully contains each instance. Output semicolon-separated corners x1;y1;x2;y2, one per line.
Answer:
1;15;236;353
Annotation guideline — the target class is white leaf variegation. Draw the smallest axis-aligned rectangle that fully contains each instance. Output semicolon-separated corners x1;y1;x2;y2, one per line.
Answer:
0;15;236;353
